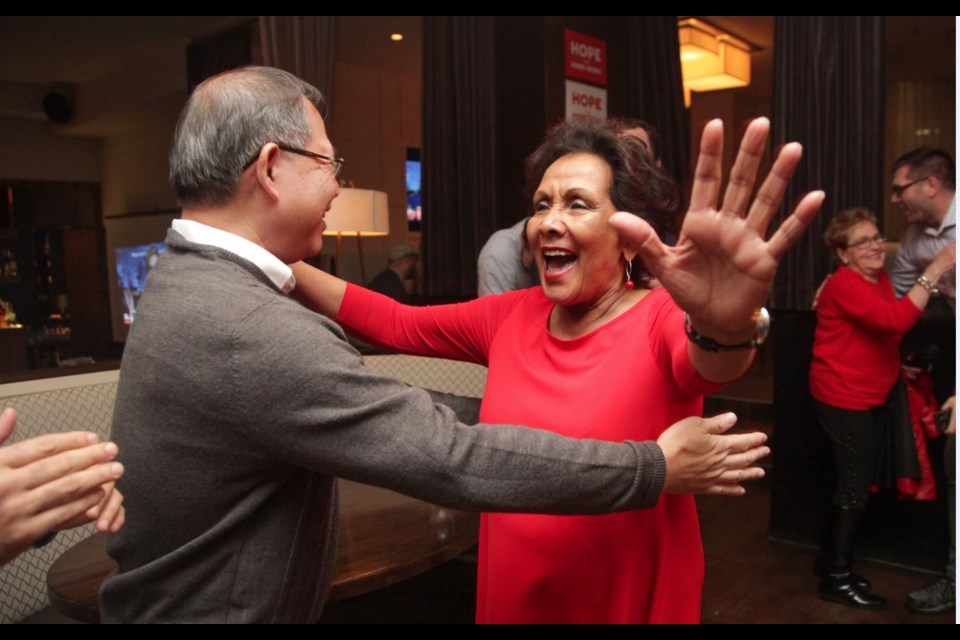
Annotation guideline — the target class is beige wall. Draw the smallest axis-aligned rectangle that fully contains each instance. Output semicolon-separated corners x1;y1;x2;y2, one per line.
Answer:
322;61;421;286
0;117;100;183
99;109;180;217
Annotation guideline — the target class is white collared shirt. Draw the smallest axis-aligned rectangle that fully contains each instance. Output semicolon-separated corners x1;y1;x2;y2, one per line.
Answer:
172;219;296;294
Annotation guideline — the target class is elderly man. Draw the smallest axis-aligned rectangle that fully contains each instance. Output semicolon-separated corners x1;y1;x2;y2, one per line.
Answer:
889;147;956;615
100;66;768;623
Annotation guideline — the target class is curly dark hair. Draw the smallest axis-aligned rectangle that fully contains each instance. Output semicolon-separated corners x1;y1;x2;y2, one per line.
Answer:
524;120;679;285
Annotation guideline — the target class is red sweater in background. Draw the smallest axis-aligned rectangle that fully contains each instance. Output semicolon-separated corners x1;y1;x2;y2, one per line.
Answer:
338;285;724;623
810;267;922;410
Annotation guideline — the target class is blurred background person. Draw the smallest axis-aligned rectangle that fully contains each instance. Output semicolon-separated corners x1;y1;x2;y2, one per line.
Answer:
477;218;539;296
367;242;418;304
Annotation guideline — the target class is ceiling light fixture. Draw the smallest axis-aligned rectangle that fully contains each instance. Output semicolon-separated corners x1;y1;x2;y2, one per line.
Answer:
678;18;753;107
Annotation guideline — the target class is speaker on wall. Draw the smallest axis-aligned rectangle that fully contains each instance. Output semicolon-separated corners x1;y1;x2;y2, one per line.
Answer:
42;91;72;125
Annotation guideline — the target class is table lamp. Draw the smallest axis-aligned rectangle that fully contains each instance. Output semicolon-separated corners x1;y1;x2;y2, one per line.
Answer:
323;188;390;282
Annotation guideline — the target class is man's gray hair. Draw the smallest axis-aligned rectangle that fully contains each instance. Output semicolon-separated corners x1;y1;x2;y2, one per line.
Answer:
170;66;326;208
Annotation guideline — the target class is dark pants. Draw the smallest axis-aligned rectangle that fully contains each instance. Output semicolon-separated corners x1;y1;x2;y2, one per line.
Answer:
815;400;885;509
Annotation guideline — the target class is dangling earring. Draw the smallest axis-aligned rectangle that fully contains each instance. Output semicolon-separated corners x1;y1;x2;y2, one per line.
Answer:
625;261;634;290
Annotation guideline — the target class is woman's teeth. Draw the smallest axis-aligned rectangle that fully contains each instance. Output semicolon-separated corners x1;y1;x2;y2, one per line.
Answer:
544;250;577;273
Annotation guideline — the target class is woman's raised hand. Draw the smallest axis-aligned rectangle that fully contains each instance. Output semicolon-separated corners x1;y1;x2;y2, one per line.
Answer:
612;117;824;344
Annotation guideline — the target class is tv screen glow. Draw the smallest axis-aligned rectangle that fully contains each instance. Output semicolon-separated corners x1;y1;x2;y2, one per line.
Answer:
406;148;421;232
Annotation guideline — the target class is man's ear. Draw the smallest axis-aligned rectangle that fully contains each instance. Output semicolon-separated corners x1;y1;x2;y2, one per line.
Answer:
253;144;282;202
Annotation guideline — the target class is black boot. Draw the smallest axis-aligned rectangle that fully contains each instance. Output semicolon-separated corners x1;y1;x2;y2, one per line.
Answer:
815;506;886;610
814;559;871;591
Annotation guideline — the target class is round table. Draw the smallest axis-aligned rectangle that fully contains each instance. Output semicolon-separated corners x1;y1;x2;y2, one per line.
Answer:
47;480;480;623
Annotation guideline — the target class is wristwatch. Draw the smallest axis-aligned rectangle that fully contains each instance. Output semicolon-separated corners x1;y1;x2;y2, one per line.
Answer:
684;308;770;352
916;275;940;297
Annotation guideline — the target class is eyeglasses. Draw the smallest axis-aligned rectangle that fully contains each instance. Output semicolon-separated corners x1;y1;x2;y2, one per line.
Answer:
891;175;930;197
845;233;886;250
243;144;345;177
277;144;345;178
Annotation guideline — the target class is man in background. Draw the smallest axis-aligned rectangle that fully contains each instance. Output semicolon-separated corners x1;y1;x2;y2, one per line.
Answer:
476;217;538;296
367;242;418;303
889;147;956;615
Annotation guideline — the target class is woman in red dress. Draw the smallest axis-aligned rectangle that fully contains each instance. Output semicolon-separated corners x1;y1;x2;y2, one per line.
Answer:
293;118;823;622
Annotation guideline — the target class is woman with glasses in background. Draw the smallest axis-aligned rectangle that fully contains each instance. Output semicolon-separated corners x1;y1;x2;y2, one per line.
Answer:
810;206;955;610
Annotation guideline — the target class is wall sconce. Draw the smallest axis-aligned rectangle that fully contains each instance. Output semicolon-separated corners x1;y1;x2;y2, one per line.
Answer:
678;18;753;107
323;188;389;283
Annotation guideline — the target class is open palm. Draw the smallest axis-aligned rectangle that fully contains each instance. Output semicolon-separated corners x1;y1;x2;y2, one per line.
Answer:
612;118;824;343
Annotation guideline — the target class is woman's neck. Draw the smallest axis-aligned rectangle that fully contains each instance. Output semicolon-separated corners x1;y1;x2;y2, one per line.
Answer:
847;264;880;284
549;286;648;340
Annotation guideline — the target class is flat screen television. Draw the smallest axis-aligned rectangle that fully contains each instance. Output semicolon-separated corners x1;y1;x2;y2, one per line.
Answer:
104;210;179;342
406;148;421;232
115;242;165;327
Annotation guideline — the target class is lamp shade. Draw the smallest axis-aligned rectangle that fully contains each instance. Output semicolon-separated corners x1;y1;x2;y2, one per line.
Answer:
678;18;752;106
323;188;390;236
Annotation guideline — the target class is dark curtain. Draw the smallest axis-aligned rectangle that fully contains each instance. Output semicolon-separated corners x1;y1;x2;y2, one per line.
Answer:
625;16;690;190
770;16;884;310
258;16;335;102
421;16;497;298
187;22;254;92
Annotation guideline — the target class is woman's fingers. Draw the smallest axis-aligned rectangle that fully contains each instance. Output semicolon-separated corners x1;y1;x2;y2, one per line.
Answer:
93;484;126;533
18;441;119;491
720;118;770;216
766;190;826;260
688;119;725;213
30;490;106;536
0;408;16;444
745;142;804;236
1;430;103;470
26;459;124;514
609;212;668;276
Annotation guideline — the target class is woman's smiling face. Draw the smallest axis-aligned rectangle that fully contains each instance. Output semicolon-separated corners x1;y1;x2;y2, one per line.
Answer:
527;152;629;309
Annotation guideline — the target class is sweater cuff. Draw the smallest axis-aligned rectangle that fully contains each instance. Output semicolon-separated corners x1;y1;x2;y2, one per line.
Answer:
625;440;666;509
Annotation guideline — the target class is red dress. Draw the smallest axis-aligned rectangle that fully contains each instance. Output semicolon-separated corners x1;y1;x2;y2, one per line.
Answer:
338;285;724;623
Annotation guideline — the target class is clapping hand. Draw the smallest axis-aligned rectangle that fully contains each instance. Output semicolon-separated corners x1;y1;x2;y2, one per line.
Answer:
0;407;125;566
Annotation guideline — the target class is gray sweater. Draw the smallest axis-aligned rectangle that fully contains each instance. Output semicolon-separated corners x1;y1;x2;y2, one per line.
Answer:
100;231;665;623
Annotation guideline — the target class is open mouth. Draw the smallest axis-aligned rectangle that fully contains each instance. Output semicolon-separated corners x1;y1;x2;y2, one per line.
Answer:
543;249;577;275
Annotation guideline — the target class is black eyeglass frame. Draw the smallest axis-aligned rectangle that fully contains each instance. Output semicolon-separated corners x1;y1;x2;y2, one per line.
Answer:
891;175;931;197
243;144;345;177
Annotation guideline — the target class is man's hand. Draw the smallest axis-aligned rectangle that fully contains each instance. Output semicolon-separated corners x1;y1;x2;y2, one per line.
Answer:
657;412;769;496
0;407;125;566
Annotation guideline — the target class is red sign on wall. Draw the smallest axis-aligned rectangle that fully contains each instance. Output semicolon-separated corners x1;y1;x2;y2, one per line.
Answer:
564;29;607;87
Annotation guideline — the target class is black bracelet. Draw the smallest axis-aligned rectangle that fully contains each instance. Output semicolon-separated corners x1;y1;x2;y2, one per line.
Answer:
684;308;770;352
